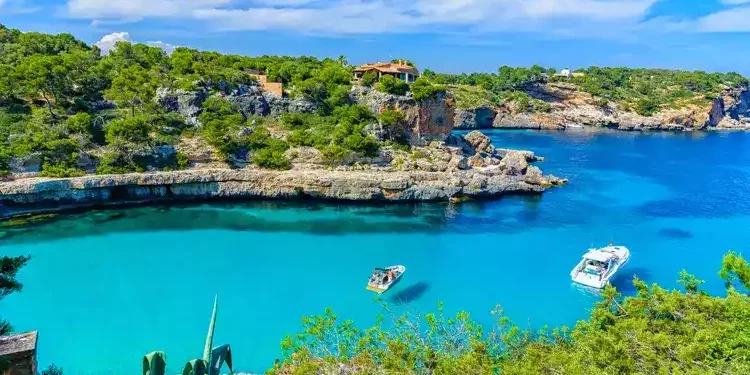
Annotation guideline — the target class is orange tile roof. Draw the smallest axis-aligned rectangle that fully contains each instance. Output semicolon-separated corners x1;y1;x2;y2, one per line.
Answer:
354;62;419;75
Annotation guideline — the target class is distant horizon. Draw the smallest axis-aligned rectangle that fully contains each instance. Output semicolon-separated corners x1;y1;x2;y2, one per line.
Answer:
3;0;750;76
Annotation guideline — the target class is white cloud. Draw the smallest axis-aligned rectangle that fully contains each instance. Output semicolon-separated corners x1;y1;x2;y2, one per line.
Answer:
68;0;660;36
67;0;232;20
94;31;133;54
698;5;750;32
94;32;178;55
145;40;177;54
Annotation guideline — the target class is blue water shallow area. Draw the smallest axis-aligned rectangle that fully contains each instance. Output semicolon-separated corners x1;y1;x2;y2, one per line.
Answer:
3;129;750;374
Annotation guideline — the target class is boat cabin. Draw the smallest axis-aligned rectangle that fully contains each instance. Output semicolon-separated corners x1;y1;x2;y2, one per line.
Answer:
581;250;617;275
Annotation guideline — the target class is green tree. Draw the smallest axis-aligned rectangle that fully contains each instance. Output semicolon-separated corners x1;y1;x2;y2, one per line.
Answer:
105;64;157;117
0;255;31;336
378;109;407;143
360;71;378;87
376;75;408;96
15;54;67;118
105;116;152;145
410;77;446;100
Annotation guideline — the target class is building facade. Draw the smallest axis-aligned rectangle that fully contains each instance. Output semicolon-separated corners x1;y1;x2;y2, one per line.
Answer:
353;62;420;84
246;69;284;98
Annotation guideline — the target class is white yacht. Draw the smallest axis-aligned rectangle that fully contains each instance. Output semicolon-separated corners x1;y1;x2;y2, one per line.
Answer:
366;265;406;294
570;245;630;289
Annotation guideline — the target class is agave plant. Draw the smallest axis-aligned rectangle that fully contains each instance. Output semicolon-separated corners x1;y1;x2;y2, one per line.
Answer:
143;296;233;375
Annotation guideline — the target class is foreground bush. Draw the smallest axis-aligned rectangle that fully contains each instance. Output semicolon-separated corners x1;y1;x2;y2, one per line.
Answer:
272;252;750;375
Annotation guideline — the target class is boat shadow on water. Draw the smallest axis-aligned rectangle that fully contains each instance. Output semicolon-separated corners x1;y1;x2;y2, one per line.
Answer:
572;267;654;296
388;282;430;306
609;267;654;294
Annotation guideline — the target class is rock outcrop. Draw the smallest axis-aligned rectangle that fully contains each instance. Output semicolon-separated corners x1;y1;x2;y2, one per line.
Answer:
0;128;566;217
350;87;454;145
0;164;565;218
453;82;750;131
8;153;42;174
156;87;209;125
454;106;497;129
157;83;318;125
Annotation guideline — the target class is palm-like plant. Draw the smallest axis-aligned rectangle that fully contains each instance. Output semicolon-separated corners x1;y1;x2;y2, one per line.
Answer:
143;296;233;375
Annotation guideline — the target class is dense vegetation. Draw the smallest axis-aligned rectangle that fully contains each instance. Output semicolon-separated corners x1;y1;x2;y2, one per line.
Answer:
425;65;748;115
0;25;450;176
272;252;750;375
566;67;749;115
424;65;553;111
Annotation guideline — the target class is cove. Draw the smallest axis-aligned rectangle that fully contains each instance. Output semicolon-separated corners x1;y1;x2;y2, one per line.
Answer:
2;129;750;375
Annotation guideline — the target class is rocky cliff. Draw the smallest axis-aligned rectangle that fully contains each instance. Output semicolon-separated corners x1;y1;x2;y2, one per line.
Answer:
157;85;456;145
0;131;566;218
454;83;750;131
350;87;455;145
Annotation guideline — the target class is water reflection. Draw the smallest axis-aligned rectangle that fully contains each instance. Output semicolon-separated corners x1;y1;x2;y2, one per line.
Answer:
0;191;571;245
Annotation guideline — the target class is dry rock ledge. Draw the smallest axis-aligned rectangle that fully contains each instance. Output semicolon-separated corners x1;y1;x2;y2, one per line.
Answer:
0;132;567;218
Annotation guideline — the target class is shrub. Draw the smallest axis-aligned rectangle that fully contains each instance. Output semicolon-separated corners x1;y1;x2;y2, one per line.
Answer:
199;97;240;124
321;144;348;164
40;164;84;178
64;113;93;134
176;152;189;169
376;75;408;96
360;71;378;87
635;97;659;116
252;148;291;170
378;109;408;144
342;133;379;157
96;150;144;174
105;116;151;145
411;77;446;100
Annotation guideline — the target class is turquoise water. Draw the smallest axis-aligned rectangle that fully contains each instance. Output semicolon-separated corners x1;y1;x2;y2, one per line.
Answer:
3;129;750;374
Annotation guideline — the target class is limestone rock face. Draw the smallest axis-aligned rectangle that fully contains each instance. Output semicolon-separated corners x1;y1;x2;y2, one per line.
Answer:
493;112;543;129
454;106;497;129
350;87;454;145
0;165;559;217
132;145;178;170
500;151;529;176
155;87;209;125
9;153;42;174
463;130;495;154
450;82;750;132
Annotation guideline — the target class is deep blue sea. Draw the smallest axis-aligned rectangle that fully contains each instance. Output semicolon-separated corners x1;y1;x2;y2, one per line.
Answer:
2;129;750;374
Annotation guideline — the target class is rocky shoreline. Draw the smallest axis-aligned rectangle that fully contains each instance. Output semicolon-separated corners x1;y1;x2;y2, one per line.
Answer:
454;82;750;132
0;130;567;218
0;164;566;218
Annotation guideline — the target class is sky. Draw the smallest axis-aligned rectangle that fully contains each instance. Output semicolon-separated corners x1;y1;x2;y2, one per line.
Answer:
1;0;750;74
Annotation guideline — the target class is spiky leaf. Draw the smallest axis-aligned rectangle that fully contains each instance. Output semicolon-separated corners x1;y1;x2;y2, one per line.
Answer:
182;359;208;375
208;344;233;375
143;351;167;375
203;296;218;362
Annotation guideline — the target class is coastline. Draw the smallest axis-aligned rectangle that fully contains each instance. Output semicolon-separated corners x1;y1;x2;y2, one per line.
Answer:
0;165;567;219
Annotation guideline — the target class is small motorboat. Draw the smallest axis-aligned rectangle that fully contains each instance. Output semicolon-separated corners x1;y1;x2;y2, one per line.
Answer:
366;265;406;294
570;245;630;289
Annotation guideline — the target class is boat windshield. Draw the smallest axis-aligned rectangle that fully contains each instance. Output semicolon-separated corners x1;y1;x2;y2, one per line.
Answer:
583;259;609;275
